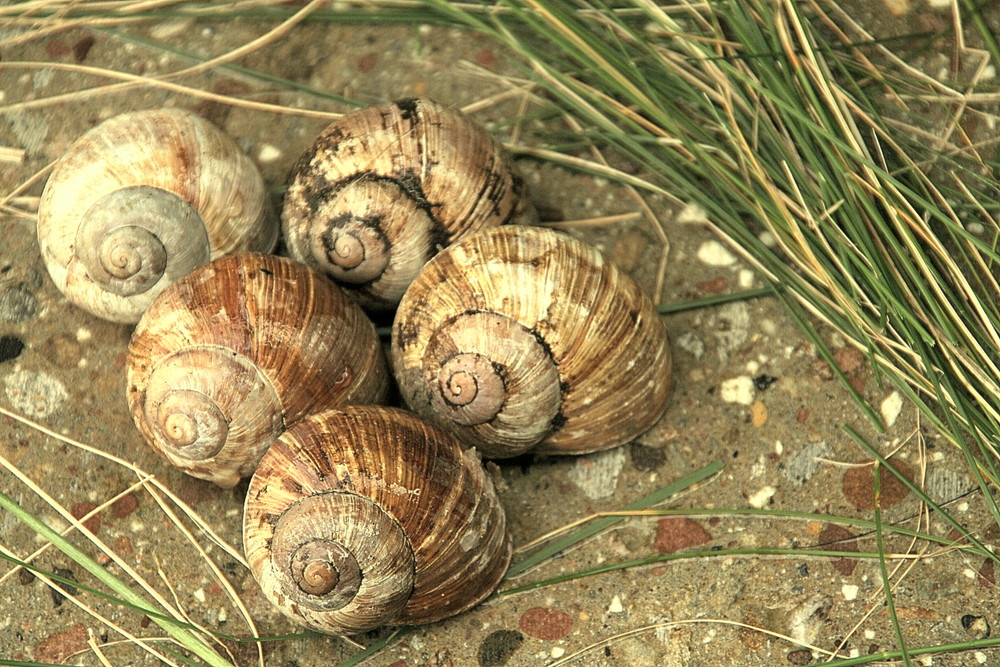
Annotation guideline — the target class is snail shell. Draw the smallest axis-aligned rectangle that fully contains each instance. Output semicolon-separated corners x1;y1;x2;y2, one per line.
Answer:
126;252;389;487
392;225;672;458
37;108;279;323
243;405;512;635
281;98;536;310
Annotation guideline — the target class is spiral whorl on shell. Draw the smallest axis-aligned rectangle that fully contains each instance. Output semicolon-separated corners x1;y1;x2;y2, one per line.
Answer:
37;108;279;323
243;405;512;635
281;98;536;310
126;253;389;487
393;226;673;459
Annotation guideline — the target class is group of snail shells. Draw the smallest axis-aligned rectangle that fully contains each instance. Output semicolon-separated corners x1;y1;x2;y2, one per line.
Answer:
35;98;675;635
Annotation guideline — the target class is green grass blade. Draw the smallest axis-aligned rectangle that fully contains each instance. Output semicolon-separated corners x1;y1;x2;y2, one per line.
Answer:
505;459;723;578
0;490;232;667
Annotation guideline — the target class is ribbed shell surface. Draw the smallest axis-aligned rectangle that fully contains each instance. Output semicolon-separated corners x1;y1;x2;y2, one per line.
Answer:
281;98;535;309
37;108;278;322
393;225;673;456
243;405;512;634
126;253;389;486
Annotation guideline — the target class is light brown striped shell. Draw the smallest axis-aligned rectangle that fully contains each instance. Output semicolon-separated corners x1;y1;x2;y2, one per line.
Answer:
281;98;536;310
392;225;673;458
126;253;389;487
243;405;512;635
37;108;279;323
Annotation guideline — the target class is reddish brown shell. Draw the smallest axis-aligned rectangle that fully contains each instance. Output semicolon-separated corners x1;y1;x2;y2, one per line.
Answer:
281;98;536;310
392;225;673;458
37;108;278;323
126;253;389;487
243;405;512;635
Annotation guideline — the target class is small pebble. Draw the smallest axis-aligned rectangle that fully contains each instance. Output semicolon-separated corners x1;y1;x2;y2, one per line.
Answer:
0;335;25;362
32;623;87;663
4;369;68;418
654;516;711;554
607;595;624;614
0;284;37;322
819;523;859;576
720;376;756;405
782;442;832;486
629;442;666;472
550;647;565;659
961;614;990;639
111;493;139;518
880;391;903;427
567;447;626;499
696;240;737;266
841;460;912;510
747;486;775;508
842;584;859;601
676;331;705;359
519;607;573;640
787;649;813;665
50;567;78;607
675;202;708;224
883;0;910;16
70;501;101;534
257;144;282;163
750;401;768;427
478;630;524;667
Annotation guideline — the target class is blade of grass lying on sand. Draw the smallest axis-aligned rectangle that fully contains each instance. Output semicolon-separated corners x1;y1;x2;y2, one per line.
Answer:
0;489;232;667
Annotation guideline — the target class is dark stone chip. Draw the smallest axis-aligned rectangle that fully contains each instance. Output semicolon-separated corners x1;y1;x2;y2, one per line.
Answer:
0;335;25;362
0;284;37;323
630;442;667;472
753;374;778;391
478;629;524;666
50;567;79;607
787;649;814;665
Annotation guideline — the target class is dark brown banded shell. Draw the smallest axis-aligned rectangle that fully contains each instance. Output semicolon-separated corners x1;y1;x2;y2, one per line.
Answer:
126;253;389;487
392;225;673;458
243;405;512;634
281;98;536;310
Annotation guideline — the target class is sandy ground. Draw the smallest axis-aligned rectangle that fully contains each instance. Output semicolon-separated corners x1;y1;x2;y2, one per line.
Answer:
1;2;998;666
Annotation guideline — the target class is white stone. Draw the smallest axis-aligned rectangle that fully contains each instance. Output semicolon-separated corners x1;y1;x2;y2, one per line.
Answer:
720;376;755;405
842;584;859;601
696;240;737;266
748;486;776;508
257;144;282;163
607;595;624;613
568;447;627;499
551;647;566;658
880;391;903;427
675;202;708;224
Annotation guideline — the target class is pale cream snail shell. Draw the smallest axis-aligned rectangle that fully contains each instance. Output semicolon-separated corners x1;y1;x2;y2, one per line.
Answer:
392;225;673;459
281;97;536;310
243;405;512;635
37;108;279;323
126;252;389;487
